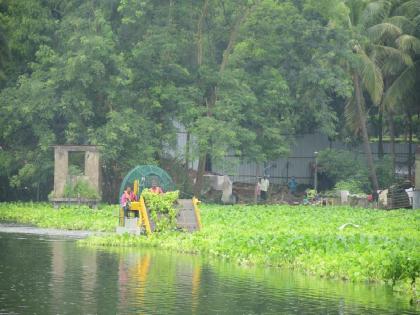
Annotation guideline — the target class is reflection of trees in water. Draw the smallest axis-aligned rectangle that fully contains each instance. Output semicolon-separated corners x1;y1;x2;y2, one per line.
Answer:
81;248;97;314
50;242;65;315
192;265;201;314
50;245;206;315
50;241;98;314
50;241;125;314
45;243;415;315
116;250;204;314
0;234;52;314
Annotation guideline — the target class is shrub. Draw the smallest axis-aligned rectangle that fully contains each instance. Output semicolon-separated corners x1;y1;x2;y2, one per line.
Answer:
317;149;361;182
375;156;394;188
62;178;99;199
334;179;366;194
318;149;394;193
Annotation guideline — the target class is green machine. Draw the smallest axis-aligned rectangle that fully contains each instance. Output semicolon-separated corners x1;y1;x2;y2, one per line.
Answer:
117;165;201;235
118;165;175;200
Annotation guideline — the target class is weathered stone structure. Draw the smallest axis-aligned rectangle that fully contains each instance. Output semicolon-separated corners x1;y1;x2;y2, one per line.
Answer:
416;146;420;189
414;145;420;209
52;145;101;202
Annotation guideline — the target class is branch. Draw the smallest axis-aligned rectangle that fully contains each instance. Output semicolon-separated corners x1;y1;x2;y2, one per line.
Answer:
196;0;209;66
219;3;258;73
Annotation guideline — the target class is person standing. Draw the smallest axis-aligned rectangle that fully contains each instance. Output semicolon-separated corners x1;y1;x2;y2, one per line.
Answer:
255;178;261;203
260;175;269;202
288;176;297;194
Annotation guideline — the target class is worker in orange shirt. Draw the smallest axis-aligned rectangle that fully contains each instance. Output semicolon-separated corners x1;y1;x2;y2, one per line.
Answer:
150;180;163;194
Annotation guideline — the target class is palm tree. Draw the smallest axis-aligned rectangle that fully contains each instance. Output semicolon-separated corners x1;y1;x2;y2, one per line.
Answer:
344;0;387;192
367;0;420;175
382;0;420;114
344;0;420;191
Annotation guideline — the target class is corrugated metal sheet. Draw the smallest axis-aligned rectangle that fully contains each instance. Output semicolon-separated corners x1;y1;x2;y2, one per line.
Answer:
210;134;416;185
172;130;416;185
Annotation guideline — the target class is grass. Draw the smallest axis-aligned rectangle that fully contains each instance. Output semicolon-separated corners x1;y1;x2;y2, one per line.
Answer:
0;202;419;298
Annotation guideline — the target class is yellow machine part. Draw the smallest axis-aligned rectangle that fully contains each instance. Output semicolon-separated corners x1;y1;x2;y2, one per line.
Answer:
133;179;139;197
120;196;201;235
119;198;151;236
129;199;151;235
192;197;202;231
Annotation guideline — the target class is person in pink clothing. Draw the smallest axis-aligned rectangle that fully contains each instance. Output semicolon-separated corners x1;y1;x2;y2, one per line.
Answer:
120;186;138;219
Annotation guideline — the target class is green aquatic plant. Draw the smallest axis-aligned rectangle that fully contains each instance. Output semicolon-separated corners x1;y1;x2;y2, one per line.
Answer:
0;202;116;231
1;202;419;299
141;189;179;232
81;204;420;299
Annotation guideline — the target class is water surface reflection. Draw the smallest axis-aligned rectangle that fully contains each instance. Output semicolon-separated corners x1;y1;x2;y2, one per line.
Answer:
0;232;418;314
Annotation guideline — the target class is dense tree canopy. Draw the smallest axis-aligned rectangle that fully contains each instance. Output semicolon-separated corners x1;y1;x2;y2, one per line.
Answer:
0;0;418;201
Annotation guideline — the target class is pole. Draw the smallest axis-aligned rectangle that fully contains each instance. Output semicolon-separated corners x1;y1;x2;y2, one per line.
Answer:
314;151;318;192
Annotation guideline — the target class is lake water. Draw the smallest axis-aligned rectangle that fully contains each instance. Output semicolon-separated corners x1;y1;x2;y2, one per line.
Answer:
0;231;418;315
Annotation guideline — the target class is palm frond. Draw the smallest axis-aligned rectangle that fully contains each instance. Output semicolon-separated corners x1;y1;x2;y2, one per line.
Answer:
414;14;420;36
373;44;413;75
396;34;420;54
385;15;416;34
361;0;392;28
346;0;369;27
344;92;367;135
355;50;384;105
367;22;402;42
383;60;420;110
395;0;420;19
345;93;367;134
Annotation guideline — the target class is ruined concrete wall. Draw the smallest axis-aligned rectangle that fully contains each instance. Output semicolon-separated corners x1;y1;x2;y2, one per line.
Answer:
416;146;420;189
53;145;101;199
53;147;68;197
85;149;101;196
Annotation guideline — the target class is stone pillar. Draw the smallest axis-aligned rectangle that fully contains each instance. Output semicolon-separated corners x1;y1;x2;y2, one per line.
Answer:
53;147;68;197
416;146;420;189
85;149;101;196
413;146;420;209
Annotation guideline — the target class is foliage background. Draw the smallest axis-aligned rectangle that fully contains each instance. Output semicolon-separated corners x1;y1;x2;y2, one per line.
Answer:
0;0;419;201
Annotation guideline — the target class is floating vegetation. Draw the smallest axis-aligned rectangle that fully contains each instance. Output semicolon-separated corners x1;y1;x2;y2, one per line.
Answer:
1;202;419;298
82;204;420;299
0;202;116;231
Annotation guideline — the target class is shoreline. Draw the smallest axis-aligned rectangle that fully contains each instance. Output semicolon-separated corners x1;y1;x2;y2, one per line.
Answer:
0;222;106;238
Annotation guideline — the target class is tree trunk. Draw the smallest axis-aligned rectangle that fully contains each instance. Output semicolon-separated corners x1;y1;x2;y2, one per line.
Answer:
193;0;208;197
185;132;190;171
184;132;190;193
193;153;206;197
408;113;413;180
193;2;255;196
378;111;384;159
353;73;379;192
387;110;396;175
